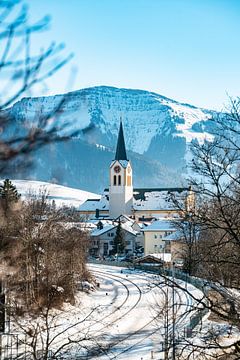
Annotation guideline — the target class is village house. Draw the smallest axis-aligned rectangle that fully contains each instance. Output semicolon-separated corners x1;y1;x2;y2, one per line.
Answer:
90;220;137;257
142;219;175;256
162;230;187;267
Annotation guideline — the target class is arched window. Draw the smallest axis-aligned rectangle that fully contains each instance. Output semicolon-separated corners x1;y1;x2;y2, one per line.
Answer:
118;175;121;185
113;175;117;185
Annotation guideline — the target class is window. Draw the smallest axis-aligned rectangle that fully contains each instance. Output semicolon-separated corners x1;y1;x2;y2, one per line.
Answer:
113;175;117;185
164;231;171;236
103;243;108;256
154;234;157;239
118;175;121;185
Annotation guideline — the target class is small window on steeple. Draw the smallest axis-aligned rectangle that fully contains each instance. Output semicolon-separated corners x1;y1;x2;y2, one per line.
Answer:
118;175;121;185
113;175;117;185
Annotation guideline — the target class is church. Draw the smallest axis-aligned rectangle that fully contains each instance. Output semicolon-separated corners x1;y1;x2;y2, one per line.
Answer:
79;121;193;221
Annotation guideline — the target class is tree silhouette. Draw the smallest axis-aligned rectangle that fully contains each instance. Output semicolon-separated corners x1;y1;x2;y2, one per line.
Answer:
113;221;125;255
0;0;79;175
0;178;20;215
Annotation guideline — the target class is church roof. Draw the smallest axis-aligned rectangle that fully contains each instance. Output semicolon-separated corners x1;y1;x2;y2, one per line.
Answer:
132;188;188;211
133;187;189;201
79;187;189;213
115;121;128;161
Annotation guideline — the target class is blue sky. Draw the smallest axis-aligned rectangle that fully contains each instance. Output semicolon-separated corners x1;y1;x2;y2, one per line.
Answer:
29;0;240;110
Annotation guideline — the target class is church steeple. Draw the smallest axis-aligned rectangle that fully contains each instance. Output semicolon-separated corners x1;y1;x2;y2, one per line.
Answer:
109;120;133;218
115;121;128;161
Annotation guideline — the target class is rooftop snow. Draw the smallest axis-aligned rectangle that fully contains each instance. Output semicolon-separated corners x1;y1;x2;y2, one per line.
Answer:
79;187;188;212
142;220;176;232
91;221;137;237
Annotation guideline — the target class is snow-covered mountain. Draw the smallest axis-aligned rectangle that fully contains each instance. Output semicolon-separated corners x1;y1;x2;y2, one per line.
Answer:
6;86;217;192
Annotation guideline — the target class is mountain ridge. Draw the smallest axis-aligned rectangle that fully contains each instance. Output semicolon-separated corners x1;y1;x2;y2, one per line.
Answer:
12;85;215;112
5;85;217;192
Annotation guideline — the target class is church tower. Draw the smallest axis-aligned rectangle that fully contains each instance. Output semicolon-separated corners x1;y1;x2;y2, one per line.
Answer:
109;121;133;218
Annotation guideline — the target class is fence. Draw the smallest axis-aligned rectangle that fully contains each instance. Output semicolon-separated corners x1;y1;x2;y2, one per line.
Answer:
0;333;31;360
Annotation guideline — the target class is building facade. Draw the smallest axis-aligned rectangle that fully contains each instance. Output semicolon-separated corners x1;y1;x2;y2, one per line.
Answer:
90;221;137;257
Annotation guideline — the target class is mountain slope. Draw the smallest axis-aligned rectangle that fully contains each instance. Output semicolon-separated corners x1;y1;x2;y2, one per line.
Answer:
6;180;100;208
6;86;216;192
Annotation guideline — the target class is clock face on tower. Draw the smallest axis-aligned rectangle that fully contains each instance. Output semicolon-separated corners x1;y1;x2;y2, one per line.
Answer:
114;165;121;173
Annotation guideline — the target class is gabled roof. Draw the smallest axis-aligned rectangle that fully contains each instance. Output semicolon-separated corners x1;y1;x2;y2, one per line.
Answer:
115;214;135;223
142;220;176;232
135;254;168;264
91;221;138;237
91;224;115;237
115;121;128;161
162;230;184;241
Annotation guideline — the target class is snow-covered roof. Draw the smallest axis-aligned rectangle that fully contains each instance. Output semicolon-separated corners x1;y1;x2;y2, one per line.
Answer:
79;187;189;212
91;221;138;237
148;253;172;262
115;214;135;223
136;253;172;263
121;222;138;236
162;230;183;241
142;219;176;232
133;188;188;211
79;194;109;211
91;224;115;237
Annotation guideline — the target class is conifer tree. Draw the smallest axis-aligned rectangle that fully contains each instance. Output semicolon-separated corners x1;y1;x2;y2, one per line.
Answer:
113;221;126;255
0;179;20;215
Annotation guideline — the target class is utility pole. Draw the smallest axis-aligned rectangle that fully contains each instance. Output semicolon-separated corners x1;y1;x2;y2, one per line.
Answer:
164;278;169;360
172;261;176;360
163;245;169;360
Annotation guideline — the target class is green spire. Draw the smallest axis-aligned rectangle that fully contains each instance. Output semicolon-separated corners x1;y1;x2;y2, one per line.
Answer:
115;121;128;161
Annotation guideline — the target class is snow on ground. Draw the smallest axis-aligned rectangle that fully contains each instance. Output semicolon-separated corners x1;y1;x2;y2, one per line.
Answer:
4;179;100;208
6;264;209;360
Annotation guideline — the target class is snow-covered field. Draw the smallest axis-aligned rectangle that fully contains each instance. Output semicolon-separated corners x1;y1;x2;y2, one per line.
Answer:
4;179;100;208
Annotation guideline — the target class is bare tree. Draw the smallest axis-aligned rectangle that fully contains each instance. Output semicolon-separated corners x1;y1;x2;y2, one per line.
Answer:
0;0;81;174
163;98;240;359
6;293;102;360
